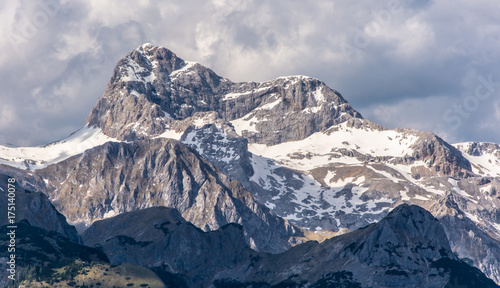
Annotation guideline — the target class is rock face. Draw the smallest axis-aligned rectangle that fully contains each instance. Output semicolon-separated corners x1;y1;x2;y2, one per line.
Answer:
179;112;256;192
454;141;500;177
0;172;81;244
35;138;301;253
86;44;362;144
407;130;473;178
426;191;500;285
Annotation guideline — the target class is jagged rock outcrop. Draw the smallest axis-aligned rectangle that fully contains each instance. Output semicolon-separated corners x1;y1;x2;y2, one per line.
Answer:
407;131;473;178
178;112;256;191
460;142;500;158
454;142;500;177
427;192;500;284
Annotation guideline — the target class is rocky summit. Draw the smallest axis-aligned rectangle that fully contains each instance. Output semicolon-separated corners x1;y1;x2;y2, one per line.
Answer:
85;43;362;144
0;44;500;287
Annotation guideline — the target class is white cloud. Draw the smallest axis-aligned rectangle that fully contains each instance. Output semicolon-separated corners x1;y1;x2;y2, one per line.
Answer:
394;16;435;57
0;104;16;130
55;29;100;61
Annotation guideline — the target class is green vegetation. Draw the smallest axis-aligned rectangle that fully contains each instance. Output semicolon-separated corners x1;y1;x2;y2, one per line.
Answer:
0;222;164;288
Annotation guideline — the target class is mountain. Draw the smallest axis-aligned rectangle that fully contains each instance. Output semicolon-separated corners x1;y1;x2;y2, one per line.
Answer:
0;43;499;284
20;138;302;253
453;141;500;177
85;43;362;144
82;44;499;283
426;191;500;284
82;206;251;288
81;204;499;287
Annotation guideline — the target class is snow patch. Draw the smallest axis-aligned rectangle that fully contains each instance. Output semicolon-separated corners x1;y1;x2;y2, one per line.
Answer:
222;86;269;101
0;126;116;170
256;98;282;110
414;195;429;201
302;106;322;114
155;129;183;140
313;89;325;104
170;61;197;78
247;122;419;171
119;57;156;85
400;188;411;201
231;116;260;134
453;142;500;177
103;210;117;219
130;90;141;97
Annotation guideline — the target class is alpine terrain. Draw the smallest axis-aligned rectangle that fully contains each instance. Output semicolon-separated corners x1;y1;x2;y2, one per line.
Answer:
1;44;499;287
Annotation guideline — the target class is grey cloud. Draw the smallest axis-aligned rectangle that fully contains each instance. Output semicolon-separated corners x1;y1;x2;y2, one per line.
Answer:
1;0;499;146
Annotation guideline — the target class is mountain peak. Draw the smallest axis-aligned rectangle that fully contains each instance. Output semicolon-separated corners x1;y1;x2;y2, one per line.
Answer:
384;204;451;246
136;42;154;51
86;45;363;143
350;204;454;266
112;43;186;85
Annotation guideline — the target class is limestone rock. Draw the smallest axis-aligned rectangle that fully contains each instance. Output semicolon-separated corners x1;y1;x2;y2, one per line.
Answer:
35;138;301;253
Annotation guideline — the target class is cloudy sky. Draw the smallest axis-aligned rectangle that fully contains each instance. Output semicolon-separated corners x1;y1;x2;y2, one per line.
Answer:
1;0;499;146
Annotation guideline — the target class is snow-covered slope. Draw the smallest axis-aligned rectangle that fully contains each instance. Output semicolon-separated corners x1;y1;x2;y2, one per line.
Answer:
246;122;419;169
228;120;474;227
453;142;500;177
0;127;115;170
